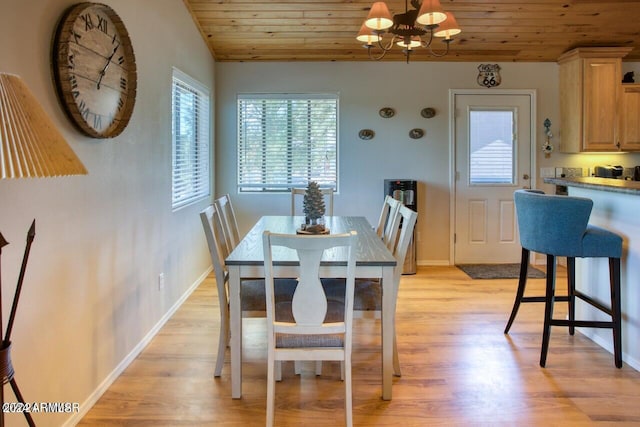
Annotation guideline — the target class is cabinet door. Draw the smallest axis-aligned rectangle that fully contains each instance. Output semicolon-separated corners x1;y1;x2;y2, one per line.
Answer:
583;58;621;151
620;84;640;151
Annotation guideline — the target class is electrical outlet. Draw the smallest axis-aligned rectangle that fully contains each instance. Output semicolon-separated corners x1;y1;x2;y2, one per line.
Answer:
555;167;564;177
158;273;165;290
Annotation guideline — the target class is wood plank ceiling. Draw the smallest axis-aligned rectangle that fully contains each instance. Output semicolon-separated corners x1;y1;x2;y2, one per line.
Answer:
183;0;640;62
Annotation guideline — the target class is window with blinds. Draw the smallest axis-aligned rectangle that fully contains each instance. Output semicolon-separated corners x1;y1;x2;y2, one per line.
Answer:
171;68;210;210
469;109;515;185
237;94;338;192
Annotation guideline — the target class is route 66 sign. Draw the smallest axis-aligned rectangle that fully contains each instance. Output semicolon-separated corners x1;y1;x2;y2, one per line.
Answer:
477;64;501;88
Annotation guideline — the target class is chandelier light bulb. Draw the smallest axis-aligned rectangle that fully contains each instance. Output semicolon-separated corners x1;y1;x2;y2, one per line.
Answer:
396;37;422;49
357;23;382;44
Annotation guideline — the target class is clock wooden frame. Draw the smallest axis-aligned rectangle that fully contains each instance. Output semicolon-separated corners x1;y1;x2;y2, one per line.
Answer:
52;2;137;138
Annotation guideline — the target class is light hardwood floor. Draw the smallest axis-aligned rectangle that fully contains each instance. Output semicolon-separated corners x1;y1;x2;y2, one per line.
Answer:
79;266;640;426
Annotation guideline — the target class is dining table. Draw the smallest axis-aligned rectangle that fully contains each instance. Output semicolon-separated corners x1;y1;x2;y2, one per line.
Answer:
225;215;398;400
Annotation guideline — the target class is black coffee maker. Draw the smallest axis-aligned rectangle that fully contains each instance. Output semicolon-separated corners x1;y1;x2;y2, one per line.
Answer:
634;166;640;181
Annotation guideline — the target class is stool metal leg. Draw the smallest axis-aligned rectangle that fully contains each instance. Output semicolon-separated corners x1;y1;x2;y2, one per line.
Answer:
609;257;622;368
567;257;576;336
540;254;556;367
504;248;530;334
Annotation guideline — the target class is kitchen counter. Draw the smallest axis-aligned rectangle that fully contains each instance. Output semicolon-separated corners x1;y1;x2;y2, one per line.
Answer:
540;178;640;371
544;176;640;195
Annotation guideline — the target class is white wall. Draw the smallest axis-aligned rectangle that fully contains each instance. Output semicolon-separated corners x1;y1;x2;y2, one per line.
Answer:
215;61;560;264
0;0;214;425
216;61;640;265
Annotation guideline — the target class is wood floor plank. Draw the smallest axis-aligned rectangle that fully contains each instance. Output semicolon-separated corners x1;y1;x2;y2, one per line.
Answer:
79;266;640;426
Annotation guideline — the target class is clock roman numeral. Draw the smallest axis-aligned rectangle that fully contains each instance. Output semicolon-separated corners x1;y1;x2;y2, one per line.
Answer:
97;15;108;34
70;74;80;99
120;78;127;90
93;114;102;131
78;100;90;120
118;97;124;111
68;53;75;69
118;56;124;65
71;29;81;44
81;13;94;31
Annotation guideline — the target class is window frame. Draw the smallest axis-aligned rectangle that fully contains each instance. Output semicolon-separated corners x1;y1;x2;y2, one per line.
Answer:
236;93;339;193
171;67;211;210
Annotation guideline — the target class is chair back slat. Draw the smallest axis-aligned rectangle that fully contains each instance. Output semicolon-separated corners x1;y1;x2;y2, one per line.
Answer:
263;231;356;332
292;246;327;325
393;205;418;285
200;205;229;309
215;194;241;252
376;196;402;250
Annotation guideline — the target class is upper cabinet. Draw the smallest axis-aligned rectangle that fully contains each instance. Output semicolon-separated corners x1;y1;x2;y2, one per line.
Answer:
620;84;640;151
558;47;633;153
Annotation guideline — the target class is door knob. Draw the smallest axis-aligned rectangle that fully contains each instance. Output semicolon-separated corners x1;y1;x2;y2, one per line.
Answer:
523;174;530;180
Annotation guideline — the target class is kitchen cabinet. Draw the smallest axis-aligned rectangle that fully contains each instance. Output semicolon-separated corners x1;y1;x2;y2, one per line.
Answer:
558;47;633;153
620;84;640;151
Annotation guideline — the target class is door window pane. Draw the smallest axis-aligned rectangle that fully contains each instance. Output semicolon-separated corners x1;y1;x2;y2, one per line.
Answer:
469;109;515;184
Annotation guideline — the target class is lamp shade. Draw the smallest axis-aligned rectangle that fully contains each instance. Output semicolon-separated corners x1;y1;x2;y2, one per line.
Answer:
365;2;393;31
0;73;87;179
357;23;382;44
416;0;447;26
433;12;461;39
396;36;422;49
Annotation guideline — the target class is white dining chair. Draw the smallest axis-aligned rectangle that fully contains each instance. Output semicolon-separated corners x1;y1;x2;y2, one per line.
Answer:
200;205;297;376
214;194;241;253
291;187;334;216
262;230;357;427
322;203;417;376
376;195;402;250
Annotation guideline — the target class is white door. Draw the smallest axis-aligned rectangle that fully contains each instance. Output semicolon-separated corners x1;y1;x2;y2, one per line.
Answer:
453;91;534;264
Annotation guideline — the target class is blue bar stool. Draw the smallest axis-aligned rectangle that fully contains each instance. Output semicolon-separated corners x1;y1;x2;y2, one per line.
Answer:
504;189;623;368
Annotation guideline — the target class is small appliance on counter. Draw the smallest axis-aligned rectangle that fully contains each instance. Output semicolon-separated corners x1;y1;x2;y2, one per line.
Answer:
594;165;623;178
634;166;640;181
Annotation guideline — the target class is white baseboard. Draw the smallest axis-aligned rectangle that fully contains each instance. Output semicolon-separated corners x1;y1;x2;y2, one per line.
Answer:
417;260;451;266
577;327;640;372
62;266;213;427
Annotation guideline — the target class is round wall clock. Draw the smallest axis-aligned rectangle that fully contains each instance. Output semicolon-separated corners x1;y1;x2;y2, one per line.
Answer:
52;2;137;138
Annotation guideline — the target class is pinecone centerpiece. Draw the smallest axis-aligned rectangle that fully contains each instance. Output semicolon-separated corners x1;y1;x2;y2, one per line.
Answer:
302;181;327;234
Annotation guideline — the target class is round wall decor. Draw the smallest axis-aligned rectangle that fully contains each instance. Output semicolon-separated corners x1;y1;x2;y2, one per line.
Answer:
409;128;424;139
52;2;137;138
358;129;375;140
421;107;436;118
379;107;395;118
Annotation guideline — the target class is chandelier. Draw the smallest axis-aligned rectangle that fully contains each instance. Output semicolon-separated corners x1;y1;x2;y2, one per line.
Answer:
357;0;462;62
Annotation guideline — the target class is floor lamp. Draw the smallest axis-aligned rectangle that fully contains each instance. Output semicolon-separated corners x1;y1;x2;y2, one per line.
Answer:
0;73;87;426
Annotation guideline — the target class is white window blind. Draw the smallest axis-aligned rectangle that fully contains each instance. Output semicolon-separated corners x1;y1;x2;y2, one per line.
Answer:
237;94;338;192
172;68;210;209
469;109;515;185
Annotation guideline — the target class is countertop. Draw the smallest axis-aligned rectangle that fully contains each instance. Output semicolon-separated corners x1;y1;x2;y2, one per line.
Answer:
544;176;640;195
